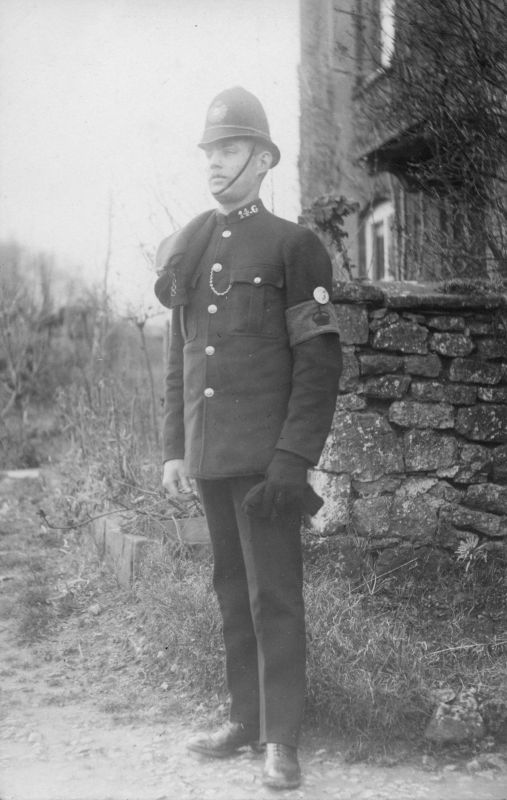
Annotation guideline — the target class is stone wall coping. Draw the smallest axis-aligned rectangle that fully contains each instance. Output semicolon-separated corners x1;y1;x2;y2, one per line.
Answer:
332;280;507;311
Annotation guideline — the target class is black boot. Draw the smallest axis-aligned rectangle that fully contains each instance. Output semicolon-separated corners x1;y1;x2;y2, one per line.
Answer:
186;721;259;758
262;743;301;789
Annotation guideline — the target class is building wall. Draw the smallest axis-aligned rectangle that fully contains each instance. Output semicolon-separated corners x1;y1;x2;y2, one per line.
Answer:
309;282;507;573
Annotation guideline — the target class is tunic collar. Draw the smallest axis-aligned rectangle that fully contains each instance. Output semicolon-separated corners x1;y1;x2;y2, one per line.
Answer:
215;199;264;226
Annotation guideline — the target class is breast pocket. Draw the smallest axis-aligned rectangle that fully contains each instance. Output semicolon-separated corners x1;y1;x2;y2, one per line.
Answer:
226;265;286;337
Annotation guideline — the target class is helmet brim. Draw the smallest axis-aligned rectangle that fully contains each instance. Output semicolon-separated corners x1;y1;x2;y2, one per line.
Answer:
198;127;280;167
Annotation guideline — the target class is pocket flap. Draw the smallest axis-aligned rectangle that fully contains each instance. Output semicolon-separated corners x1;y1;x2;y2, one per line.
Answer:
231;264;284;288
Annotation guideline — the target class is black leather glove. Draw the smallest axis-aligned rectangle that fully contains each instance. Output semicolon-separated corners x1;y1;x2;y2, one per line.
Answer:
241;450;324;519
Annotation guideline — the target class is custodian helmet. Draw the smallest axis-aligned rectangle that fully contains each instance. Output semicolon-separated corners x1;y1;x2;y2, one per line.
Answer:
198;86;280;167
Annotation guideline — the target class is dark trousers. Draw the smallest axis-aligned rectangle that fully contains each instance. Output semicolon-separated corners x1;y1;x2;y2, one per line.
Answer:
197;476;306;747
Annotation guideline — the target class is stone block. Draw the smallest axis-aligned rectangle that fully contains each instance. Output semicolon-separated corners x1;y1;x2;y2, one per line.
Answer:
476;339;507;360
493;445;507;481
363;375;411;400
464;483;507;516
429;333;474;357
103;518;156;588
425;690;485;744
389;401;454;429
359;353;403;375
456;404;507;442
452;443;493;483
395;476;439;498
334;304;369;344
369;312;400;332
389;495;438;543
427;316;466;331
467;319;493;335
352;476;403;495
428;480;463;504
450;358;503;385
404;354;442;377
332;282;385;304
318;411;404;480
351;496;392;538
339;346;360;391
478;386;507;403
410;381;477;405
308;471;351;535
372;320;428;354
404;430;458;472
440;503;505;537
335;393;367;411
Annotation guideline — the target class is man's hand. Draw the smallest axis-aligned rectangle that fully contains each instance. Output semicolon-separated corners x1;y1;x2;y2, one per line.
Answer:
241;450;323;519
162;459;193;497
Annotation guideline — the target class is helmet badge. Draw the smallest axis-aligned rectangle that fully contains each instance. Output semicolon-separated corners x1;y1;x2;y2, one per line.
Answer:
207;102;228;124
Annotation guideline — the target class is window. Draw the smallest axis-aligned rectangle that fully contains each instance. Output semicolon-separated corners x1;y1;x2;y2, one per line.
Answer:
380;0;395;68
364;200;394;280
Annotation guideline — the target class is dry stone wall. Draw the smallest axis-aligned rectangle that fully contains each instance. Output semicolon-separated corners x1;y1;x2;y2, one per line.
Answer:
309;282;507;572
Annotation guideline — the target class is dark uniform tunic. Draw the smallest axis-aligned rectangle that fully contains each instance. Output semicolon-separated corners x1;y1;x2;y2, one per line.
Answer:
157;199;341;747
161;199;341;476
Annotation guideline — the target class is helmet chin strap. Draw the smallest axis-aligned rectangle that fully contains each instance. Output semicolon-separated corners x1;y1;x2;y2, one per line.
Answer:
211;142;257;197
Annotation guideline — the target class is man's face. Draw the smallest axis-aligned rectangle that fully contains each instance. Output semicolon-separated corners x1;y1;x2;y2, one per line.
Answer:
203;138;268;205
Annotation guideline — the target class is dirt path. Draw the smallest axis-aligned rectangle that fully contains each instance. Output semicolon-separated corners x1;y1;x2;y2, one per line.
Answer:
1;470;506;800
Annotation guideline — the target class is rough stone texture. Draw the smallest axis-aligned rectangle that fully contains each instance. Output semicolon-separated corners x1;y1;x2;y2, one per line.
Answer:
332;281;384;304
334;304;369;344
429;333;474;357
319;412;404;480
369;311;400;332
404;430;458;471
351;496;392;538
359;354;403;375
425;690;486;744
427;315;466;331
476;339;507;360
309;284;507;559
388;495;438;543
308;470;351;535
352;476;403;495
372;320;428;354
478;386;507;403
440;504;505;538
410;381;477;405
363;375;411;400
335;393;367;411
403;354;442;377
493;445;507;481
464;483;507;516
389;401;454;429
456;404;507;442
450;358;503;385
450;443;494;484
339;346;360;391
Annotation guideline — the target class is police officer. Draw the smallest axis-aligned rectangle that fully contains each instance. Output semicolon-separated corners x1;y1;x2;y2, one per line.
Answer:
155;87;342;791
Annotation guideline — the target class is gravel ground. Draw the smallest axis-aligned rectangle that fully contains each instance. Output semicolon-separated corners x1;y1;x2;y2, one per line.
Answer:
1;469;506;800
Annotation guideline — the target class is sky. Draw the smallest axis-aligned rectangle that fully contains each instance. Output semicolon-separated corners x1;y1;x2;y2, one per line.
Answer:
0;0;300;311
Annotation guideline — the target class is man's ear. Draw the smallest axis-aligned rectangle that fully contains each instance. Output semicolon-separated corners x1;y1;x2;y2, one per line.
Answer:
257;149;273;175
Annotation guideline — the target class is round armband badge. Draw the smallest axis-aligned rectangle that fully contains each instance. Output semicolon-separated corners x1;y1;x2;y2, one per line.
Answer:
313;286;329;305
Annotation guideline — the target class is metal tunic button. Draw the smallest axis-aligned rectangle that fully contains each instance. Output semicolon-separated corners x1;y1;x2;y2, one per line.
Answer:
204;388;214;398
208;304;218;314
205;346;215;355
222;230;232;238
253;276;262;284
212;263;222;272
